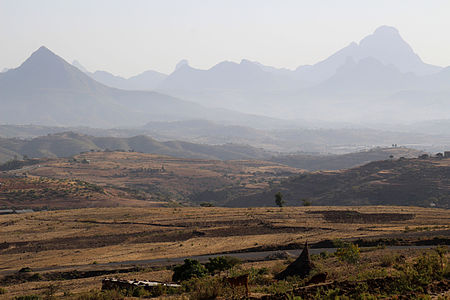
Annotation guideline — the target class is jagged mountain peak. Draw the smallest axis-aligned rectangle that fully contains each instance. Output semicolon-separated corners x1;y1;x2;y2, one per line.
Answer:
0;46;101;92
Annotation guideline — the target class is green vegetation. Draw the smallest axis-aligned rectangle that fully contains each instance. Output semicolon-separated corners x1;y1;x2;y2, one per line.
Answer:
205;256;241;274
335;243;361;264
275;191;285;207
302;198;312;206
172;258;207;282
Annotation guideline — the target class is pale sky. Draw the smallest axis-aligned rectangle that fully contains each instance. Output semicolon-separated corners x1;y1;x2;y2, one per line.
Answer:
1;0;450;77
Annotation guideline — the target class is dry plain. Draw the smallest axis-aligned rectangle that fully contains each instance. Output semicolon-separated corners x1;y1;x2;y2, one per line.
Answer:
0;206;449;298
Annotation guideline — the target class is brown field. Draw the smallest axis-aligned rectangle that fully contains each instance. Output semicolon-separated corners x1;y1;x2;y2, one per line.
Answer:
4;151;301;208
1;206;448;271
0;205;449;298
0;175;157;209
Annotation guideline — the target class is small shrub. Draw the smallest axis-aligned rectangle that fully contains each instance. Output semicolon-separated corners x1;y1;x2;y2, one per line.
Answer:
261;280;294;295
19;267;32;273
319;251;332;259
380;254;397;267
30;273;43;281
335;243;360;264
0;287;6;294
183;276;227;300
393;252;445;293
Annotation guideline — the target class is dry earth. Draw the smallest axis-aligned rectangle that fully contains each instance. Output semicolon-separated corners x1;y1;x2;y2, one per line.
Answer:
1;206;448;273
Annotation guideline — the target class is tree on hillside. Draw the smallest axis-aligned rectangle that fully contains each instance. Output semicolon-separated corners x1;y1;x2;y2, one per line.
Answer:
275;192;284;207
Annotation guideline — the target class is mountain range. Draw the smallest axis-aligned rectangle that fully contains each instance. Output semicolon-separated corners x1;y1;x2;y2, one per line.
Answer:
153;26;449;123
0;46;284;128
78;26;442;92
1;25;450;131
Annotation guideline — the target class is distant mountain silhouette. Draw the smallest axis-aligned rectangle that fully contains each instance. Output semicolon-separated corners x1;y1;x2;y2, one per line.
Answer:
89;69;167;90
161;26;450;123
71;60;167;90
0;47;226;127
294;26;441;83
158;26;442;95
159;59;301;91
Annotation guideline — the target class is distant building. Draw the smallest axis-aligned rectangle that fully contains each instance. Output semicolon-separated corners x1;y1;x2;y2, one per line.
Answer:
445;151;450;158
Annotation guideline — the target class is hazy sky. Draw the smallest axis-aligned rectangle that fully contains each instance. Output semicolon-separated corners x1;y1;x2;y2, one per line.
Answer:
1;0;450;77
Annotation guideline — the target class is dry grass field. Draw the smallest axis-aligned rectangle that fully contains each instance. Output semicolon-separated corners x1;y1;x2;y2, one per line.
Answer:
0;206;449;299
1;206;449;299
1;206;448;271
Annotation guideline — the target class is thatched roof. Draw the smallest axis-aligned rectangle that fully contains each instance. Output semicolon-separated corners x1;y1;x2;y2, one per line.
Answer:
275;242;314;279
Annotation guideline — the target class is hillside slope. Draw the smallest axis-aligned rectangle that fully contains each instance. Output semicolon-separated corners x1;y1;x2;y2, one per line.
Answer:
0;132;270;162
224;158;450;208
270;147;423;171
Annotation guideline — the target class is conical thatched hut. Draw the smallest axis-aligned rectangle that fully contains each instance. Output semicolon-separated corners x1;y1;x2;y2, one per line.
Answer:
275;242;314;280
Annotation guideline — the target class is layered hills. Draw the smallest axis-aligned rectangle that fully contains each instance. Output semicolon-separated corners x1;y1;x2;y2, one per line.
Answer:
0;132;270;162
2;151;447;209
224;157;450;208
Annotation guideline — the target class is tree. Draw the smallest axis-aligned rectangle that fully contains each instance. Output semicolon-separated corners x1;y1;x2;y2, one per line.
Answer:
275;192;284;207
205;256;241;274
302;198;312;206
172;259;207;282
